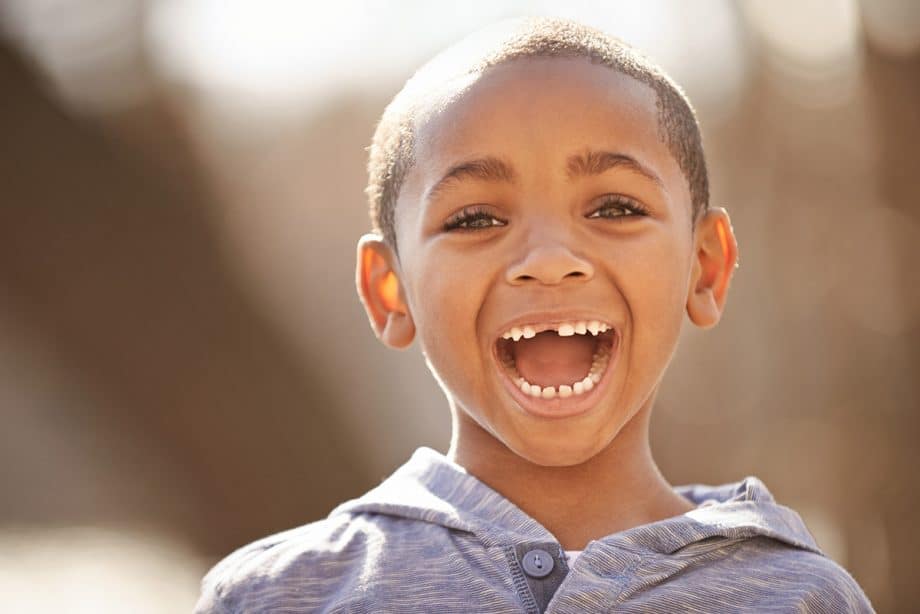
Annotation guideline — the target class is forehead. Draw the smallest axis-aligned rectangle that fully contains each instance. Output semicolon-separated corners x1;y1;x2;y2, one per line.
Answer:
404;56;686;202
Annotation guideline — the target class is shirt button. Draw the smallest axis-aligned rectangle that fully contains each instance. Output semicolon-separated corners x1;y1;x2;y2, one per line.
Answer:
521;548;554;578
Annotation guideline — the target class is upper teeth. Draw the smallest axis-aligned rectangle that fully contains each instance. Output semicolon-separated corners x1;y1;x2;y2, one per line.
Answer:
501;320;609;341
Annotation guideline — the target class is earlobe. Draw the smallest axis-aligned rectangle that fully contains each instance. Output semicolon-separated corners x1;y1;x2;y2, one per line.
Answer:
686;208;739;329
356;234;415;349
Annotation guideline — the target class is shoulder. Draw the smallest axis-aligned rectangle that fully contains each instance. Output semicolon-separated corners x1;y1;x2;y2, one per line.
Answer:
194;514;377;614
671;476;874;611
707;537;874;612
194;511;466;614
766;545;873;612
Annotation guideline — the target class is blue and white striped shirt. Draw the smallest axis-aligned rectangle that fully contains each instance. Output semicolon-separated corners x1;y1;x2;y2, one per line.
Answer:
196;447;873;613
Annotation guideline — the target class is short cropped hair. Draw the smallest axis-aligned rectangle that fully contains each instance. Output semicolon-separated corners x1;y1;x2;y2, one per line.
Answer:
366;17;709;250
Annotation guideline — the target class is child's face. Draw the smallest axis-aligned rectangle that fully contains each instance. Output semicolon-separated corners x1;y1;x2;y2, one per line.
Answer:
365;57;726;466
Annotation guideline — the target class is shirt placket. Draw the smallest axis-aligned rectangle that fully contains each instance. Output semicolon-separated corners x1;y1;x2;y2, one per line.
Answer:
504;542;570;613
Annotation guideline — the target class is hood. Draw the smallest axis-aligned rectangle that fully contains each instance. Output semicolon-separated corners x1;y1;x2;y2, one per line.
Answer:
331;447;822;555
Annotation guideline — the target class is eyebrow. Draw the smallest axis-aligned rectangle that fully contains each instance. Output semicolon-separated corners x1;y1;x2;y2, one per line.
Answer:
424;156;516;203
424;149;664;203
566;149;665;187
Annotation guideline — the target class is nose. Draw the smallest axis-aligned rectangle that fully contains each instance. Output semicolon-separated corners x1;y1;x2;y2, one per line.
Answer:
506;242;594;286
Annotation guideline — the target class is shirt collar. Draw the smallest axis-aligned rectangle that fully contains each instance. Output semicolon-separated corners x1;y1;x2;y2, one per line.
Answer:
331;447;548;546
331;447;821;554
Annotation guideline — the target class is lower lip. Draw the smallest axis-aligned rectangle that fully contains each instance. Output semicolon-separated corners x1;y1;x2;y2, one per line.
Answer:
495;334;619;420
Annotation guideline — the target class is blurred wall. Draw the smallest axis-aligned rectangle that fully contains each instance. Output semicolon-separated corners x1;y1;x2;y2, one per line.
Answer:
1;2;917;611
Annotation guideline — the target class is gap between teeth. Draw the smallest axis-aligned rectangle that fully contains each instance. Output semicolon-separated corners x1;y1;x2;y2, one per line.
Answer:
504;342;610;399
502;319;609;341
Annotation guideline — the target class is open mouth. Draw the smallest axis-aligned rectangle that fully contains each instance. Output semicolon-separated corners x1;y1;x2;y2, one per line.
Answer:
495;319;617;400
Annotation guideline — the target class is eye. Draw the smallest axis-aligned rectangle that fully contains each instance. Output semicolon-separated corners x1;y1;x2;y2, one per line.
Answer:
586;194;649;220
443;205;507;231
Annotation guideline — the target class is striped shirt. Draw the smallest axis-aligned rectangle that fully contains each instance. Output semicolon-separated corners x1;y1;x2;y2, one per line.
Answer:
196;447;874;613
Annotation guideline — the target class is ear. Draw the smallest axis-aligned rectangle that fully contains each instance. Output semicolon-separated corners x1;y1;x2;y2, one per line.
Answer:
356;234;415;349
686;208;739;329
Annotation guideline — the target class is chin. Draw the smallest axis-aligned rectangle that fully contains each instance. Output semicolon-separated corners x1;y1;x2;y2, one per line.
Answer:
501;399;644;468
504;432;608;468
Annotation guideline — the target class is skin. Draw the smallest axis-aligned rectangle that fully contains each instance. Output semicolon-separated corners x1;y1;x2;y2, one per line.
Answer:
357;57;738;550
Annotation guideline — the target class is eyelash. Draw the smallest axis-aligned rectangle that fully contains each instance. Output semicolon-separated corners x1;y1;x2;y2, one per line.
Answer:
586;194;649;220
443;206;507;231
442;195;648;232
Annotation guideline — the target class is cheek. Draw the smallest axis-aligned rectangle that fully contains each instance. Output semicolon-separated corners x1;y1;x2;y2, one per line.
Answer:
409;256;486;375
623;234;692;367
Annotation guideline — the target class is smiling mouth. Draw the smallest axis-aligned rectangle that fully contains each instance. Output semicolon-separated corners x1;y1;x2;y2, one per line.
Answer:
496;319;616;399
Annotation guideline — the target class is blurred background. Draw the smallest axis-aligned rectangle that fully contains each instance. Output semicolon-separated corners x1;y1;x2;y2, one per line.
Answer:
1;0;917;611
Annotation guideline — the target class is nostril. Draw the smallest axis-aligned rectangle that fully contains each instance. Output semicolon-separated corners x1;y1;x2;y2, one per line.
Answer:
506;245;594;285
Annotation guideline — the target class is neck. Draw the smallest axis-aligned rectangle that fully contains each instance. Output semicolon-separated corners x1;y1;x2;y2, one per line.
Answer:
447;402;693;550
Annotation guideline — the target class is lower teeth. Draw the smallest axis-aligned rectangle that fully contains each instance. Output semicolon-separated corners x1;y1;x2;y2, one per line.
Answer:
507;345;609;399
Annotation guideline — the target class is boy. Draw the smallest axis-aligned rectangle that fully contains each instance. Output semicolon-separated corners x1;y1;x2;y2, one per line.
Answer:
196;18;873;613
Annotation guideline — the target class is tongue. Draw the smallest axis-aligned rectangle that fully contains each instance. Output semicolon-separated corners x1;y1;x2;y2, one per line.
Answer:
513;331;596;387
